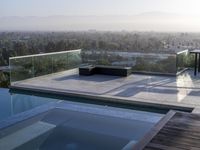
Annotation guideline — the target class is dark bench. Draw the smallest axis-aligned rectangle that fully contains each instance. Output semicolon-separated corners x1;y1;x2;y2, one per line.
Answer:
79;65;132;77
79;65;96;75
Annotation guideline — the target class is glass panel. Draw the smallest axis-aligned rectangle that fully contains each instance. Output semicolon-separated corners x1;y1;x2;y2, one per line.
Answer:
132;53;177;74
68;51;82;70
52;52;68;72
10;57;33;84
177;50;194;72
34;55;53;77
82;50;178;74
10;50;82;85
81;51;99;66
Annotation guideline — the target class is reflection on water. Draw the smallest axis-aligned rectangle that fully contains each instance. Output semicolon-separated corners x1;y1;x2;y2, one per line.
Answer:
176;72;194;102
0;88;57;122
1;103;163;150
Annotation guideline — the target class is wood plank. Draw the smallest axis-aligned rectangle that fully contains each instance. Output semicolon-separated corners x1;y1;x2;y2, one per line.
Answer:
164;124;200;133
132;110;176;150
151;134;200;148
167;118;200;126
134;111;200;150
170;112;200;121
145;143;186;150
160;128;200;140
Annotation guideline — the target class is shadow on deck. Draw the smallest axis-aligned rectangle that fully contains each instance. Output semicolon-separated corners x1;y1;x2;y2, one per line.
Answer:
10;69;200;111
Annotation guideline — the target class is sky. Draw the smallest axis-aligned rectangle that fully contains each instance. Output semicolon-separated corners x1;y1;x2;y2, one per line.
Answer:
1;0;200;17
1;0;200;31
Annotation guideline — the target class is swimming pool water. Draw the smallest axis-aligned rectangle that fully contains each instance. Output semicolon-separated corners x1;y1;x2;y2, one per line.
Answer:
0;102;164;150
0;88;165;150
0;88;57;122
0;88;168;123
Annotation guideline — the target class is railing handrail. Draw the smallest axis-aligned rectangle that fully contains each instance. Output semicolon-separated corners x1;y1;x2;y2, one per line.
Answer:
9;49;81;60
176;49;188;55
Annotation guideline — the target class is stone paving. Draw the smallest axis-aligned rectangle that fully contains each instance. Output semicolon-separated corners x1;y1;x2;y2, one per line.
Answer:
12;69;200;111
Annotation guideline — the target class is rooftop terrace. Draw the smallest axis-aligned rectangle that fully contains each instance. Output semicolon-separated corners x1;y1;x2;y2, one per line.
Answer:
8;49;200;111
11;69;200;112
6;49;200;149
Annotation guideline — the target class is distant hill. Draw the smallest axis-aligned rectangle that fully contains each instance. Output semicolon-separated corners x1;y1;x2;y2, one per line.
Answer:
1;12;200;32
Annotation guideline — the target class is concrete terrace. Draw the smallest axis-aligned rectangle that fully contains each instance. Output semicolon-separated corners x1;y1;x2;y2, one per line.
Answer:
11;69;200;112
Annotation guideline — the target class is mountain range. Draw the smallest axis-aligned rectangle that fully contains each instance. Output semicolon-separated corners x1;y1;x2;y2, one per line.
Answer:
1;12;200;32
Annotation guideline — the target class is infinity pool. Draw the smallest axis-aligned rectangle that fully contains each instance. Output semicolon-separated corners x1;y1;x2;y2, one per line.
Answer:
0;88;165;150
0;88;169;123
0;88;57;122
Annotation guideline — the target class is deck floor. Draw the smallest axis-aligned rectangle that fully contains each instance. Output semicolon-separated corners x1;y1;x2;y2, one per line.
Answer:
11;69;200;111
134;111;200;150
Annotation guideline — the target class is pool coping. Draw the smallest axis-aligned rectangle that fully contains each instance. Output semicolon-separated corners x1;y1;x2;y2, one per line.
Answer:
132;110;176;150
0;100;163;137
10;84;195;113
0;103;175;150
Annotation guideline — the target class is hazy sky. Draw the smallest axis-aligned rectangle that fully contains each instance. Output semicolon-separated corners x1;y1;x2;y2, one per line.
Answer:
1;0;200;31
1;0;200;17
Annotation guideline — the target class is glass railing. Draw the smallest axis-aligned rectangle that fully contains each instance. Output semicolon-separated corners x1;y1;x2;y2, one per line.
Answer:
10;49;191;84
176;50;194;72
82;50;190;75
9;49;81;85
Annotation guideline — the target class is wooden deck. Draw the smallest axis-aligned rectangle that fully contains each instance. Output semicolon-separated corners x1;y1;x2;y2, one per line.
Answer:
133;111;200;150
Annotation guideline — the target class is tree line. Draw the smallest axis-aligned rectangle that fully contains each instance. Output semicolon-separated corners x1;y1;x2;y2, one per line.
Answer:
0;31;199;87
1;31;200;66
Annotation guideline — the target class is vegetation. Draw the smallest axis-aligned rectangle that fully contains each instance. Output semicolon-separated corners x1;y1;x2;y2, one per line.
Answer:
0;72;9;87
0;31;200;64
0;31;198;87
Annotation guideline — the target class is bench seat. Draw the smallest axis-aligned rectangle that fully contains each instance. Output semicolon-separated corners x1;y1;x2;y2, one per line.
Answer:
79;65;96;75
79;65;132;77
